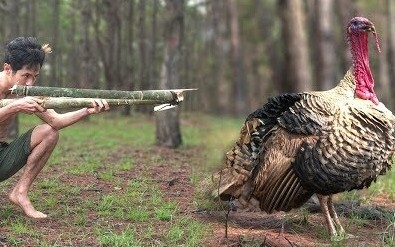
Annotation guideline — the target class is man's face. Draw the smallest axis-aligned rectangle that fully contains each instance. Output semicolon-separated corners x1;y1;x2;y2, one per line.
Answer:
8;64;40;86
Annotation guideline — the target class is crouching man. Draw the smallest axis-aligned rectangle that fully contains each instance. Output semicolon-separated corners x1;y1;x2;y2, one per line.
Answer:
0;37;109;218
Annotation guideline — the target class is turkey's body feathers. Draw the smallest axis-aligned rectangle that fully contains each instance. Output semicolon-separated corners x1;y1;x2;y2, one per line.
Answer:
213;69;395;213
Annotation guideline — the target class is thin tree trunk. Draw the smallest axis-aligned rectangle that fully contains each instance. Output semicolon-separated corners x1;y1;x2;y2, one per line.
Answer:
375;10;391;107
150;0;159;89
79;0;93;89
387;0;395;109
138;0;148;89
137;0;151;113
278;0;312;92
335;0;356;72
49;0;60;87
255;0;280;100
313;0;335;90
211;0;230;114
24;0;36;36
155;0;184;148
121;0;136;116
228;0;246;116
68;0;78;88
6;0;21;139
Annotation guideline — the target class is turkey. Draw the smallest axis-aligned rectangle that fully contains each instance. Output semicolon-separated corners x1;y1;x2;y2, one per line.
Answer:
212;17;395;238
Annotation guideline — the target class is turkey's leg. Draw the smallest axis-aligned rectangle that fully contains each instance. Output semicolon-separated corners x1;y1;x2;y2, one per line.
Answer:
318;194;337;237
328;195;344;234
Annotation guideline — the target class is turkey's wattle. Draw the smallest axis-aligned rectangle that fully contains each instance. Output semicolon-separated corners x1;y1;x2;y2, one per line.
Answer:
348;17;379;104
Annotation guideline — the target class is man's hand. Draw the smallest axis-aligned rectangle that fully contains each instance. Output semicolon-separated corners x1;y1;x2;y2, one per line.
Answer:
86;99;110;114
10;97;46;114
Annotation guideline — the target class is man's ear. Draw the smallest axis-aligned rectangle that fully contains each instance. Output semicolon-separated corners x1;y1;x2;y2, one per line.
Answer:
3;63;12;75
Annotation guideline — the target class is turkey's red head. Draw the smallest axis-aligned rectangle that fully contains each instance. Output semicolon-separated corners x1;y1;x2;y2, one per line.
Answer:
347;17;379;105
347;16;380;52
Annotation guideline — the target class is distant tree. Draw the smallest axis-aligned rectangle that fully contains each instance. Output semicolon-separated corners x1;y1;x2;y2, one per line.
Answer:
24;0;37;36
210;0;230;114
313;0;336;90
149;0;159;89
48;0;60;87
375;10;391;107
155;0;184;148
387;0;395;109
138;0;148;90
335;0;357;72
93;0;122;90
4;0;21;138
79;0;94;89
136;0;151;113
254;0;281;100
121;0;136;116
278;0;312;92
228;0;246;115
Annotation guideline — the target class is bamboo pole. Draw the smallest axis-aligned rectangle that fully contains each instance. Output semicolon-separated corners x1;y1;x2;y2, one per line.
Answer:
7;85;197;110
10;85;189;103
0;97;178;109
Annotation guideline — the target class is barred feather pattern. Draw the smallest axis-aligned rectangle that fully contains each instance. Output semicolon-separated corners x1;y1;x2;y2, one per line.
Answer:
293;97;395;195
213;69;395;213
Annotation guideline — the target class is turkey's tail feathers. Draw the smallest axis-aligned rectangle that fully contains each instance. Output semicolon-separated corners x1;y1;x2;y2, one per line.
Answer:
212;120;316;213
211;119;263;209
211;144;255;199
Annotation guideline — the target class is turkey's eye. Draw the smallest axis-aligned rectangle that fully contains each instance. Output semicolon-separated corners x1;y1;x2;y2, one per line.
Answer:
351;20;359;27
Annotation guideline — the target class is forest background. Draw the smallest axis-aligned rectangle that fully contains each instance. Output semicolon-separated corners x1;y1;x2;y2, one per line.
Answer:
0;0;394;118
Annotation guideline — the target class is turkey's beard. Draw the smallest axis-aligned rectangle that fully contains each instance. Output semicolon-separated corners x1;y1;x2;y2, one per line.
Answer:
350;31;379;105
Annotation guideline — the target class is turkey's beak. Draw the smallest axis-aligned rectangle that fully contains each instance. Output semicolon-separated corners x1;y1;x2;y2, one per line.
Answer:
363;22;376;33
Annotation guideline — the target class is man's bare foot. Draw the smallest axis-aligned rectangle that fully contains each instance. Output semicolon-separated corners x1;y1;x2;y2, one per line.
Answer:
8;191;47;219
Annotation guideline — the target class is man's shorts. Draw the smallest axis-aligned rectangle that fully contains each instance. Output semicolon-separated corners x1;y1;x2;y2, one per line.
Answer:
0;128;33;182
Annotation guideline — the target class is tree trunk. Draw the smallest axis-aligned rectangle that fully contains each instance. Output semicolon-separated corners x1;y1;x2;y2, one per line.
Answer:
136;0;152;113
335;0;356;72
79;0;94;89
24;0;36;36
155;0;184;148
67;0;78;88
313;0;335;90
5;0;21;139
278;0;312;92
255;0;280;101
211;0;230;114
375;9;391;107
149;0;159;89
138;0;148;90
387;0;395;109
121;0;136;116
228;0;246;116
49;0;60;87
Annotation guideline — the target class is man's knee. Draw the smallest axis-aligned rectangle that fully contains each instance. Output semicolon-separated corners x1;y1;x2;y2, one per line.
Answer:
33;124;59;145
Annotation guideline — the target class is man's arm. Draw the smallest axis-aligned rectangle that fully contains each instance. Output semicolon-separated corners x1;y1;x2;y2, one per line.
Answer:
35;99;109;130
0;97;46;123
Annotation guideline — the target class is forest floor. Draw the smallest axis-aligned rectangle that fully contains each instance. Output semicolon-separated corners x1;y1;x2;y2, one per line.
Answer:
0;114;394;246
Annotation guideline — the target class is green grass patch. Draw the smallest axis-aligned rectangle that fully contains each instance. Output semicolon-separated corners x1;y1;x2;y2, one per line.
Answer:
165;216;208;247
11;113;395;246
2;114;218;246
96;227;142;247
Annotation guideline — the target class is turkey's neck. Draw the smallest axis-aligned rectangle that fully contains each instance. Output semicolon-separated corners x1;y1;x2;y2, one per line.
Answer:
351;32;378;104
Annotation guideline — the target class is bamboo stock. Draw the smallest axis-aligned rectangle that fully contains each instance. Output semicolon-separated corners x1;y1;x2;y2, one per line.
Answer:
4;85;198;110
10;85;190;104
0;97;177;109
0;97;176;109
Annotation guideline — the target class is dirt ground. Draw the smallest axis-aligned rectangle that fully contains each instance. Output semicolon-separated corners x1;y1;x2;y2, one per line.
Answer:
123;146;395;246
140;147;395;247
1;146;395;246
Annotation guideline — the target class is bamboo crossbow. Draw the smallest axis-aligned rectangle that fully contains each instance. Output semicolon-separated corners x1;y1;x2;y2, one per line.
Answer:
1;85;197;111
